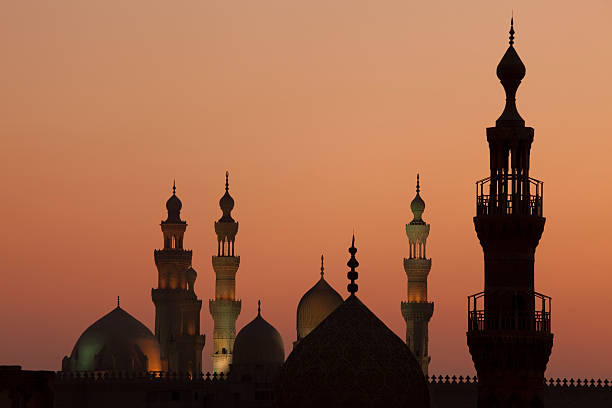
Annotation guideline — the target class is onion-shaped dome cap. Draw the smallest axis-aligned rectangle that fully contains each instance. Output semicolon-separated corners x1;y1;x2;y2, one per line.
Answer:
219;171;235;222
233;302;285;366
496;18;526;126
296;256;343;341
277;295;430;408
64;303;162;372
165;182;183;223
410;174;426;224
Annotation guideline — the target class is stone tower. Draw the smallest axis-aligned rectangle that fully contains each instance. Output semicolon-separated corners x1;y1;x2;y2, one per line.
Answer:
209;172;241;373
467;20;553;408
152;183;205;375
401;174;434;376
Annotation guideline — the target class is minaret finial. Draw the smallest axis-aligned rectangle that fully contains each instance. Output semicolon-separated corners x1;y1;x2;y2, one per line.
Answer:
416;174;420;194
225;171;229;193
257;300;261;316
320;254;325;277
509;16;515;46
172;180;176;195
347;233;359;295
117;296;120;308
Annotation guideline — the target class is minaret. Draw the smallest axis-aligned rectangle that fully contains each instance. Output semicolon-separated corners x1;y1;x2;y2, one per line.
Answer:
467;20;553;408
401;175;434;376
209;172;241;373
152;183;205;374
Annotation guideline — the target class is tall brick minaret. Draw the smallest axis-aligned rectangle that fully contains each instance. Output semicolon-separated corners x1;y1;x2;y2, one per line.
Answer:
209;172;241;373
467;20;553;408
401;174;434;376
152;183;205;375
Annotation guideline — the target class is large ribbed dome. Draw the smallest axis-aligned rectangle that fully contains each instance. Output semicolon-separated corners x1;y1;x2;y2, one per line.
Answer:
296;276;343;341
62;306;162;372
233;308;285;366
277;295;430;408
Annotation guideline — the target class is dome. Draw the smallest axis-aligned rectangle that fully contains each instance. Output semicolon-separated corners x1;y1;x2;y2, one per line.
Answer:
63;306;162;372
495;19;526;126
277;295;430;408
233;307;285;366
296;274;343;341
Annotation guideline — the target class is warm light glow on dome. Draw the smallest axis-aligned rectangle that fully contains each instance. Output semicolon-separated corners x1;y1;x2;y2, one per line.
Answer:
296;277;343;341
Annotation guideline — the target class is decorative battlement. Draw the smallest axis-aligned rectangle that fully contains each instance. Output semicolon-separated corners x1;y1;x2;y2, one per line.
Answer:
55;371;230;384
426;375;612;389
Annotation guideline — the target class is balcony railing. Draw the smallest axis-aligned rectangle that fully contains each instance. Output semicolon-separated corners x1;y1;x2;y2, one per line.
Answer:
467;291;551;333
476;176;543;216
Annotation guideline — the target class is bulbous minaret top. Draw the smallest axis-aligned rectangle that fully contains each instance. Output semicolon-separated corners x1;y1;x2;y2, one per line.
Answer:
410;174;426;225
165;181;184;224
496;18;526;127
219;171;235;222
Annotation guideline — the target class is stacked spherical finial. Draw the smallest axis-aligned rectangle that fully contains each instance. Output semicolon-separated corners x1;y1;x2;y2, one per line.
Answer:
347;234;359;295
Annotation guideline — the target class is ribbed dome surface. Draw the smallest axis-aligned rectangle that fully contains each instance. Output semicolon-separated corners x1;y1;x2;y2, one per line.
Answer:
410;193;425;222
297;277;343;341
277;295;430;408
66;307;162;372
233;313;285;366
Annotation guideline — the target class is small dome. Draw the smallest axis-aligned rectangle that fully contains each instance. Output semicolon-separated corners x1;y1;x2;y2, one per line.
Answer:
219;171;235;222
64;306;162;372
410;175;426;223
233;308;285;366
297;277;343;341
165;183;183;223
277;295;429;408
496;45;525;84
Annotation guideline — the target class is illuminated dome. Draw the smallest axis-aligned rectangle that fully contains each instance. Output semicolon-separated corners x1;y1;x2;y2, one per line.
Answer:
233;303;285;366
296;256;343;341
62;304;162;372
277;295;430;408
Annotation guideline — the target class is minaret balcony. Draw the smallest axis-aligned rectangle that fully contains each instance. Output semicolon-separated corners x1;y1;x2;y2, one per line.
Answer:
476;176;543;217
467;291;551;333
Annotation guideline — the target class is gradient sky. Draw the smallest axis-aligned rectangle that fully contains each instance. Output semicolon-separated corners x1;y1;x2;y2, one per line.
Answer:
1;1;611;379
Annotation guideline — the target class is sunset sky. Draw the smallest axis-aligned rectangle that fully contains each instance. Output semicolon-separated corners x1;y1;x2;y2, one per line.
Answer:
1;1;611;379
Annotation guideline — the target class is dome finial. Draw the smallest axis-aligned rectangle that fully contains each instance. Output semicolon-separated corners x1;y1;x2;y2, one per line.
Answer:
416;174;420;194
496;15;526;126
347;233;359;296
117;296;120;308
258;300;261;316
509;15;515;45
320;254;325;277
225;171;229;193
172;180;176;195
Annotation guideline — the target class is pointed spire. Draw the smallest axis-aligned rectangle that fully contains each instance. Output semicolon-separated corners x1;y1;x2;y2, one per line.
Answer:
416;174;420;194
172;180;176;195
320;254;325;278
225;171;229;193
496;16;526;127
509;16;515;45
257;300;261;316
117;296;120;308
347;233;359;295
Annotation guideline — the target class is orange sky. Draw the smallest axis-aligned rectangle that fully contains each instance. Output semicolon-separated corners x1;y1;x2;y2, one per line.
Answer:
1;1;611;378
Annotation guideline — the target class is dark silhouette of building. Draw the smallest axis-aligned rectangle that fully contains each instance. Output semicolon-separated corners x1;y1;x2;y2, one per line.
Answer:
152;183;205;374
467;20;553;408
0;366;54;408
209;172;242;374
276;236;430;408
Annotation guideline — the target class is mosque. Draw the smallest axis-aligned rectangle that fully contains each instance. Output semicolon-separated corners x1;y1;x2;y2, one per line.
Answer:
2;21;611;408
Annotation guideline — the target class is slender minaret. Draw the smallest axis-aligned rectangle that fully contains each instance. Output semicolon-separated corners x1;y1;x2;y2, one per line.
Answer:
467;20;553;408
209;172;241;373
401;174;434;376
152;183;205;374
